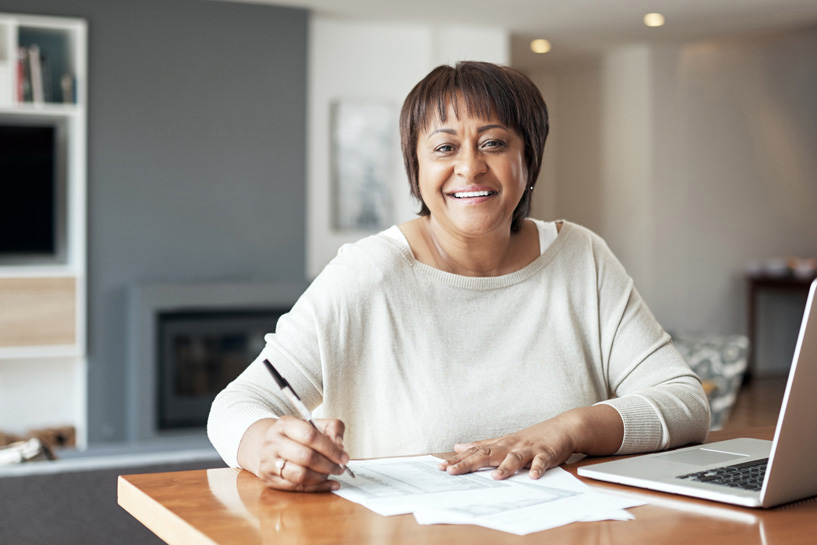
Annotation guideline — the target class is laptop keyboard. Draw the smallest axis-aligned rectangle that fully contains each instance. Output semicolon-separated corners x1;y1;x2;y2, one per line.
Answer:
677;458;768;492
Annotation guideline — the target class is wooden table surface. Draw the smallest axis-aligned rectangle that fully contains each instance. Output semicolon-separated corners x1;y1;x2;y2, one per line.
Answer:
118;427;817;545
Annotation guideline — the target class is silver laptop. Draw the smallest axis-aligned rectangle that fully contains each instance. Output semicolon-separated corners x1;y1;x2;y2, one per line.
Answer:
578;279;817;508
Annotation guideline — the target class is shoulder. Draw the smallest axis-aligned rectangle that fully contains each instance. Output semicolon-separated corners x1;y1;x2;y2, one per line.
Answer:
333;229;412;274
536;220;615;258
309;229;413;297
559;220;605;245
534;220;629;286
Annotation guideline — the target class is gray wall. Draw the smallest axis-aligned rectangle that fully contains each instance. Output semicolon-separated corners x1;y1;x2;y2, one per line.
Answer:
5;0;309;444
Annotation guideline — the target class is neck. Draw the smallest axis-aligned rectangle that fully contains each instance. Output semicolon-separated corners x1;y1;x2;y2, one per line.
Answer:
413;216;537;277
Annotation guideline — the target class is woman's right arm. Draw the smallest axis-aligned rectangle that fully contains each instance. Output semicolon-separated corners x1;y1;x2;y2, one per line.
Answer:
209;238;382;489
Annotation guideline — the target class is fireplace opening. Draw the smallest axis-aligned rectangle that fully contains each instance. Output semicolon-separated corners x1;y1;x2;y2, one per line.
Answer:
156;308;285;431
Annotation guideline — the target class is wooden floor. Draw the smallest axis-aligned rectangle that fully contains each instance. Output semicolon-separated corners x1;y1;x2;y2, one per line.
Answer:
722;376;788;430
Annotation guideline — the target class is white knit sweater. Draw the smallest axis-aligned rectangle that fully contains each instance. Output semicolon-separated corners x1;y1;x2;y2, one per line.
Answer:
207;220;710;467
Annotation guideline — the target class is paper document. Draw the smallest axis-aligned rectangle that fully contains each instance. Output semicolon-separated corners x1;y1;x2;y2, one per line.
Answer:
333;455;645;535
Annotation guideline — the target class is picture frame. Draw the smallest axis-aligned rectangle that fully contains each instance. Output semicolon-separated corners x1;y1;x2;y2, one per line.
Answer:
330;100;395;231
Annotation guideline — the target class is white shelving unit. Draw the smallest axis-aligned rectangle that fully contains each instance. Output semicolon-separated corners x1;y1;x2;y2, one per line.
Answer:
0;13;88;446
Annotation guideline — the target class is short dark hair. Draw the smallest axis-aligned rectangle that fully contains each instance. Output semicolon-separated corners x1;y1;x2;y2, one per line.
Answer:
399;61;549;232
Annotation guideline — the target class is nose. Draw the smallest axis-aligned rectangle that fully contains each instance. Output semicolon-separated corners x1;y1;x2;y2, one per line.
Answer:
454;145;488;180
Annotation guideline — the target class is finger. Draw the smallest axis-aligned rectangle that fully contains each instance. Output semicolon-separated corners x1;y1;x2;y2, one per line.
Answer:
275;436;346;477
491;449;531;480
438;443;474;469
318;418;346;448
278;416;350;468
438;448;474;470
257;447;340;486
528;453;550;479
442;445;506;475
442;437;504;469
277;460;340;486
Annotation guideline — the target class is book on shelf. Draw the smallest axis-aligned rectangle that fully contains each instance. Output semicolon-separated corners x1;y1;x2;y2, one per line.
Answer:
17;47;32;102
28;44;45;103
40;50;54;103
16;43;74;105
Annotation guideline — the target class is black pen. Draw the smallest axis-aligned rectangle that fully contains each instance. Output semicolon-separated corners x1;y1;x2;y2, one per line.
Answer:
263;359;355;478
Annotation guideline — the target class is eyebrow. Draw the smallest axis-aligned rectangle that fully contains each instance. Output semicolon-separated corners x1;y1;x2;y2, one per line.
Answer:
427;124;508;137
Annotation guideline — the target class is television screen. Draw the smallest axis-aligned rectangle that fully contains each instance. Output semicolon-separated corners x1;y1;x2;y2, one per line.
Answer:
0;124;57;256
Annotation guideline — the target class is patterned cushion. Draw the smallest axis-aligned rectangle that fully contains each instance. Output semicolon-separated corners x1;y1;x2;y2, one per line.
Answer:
671;333;749;430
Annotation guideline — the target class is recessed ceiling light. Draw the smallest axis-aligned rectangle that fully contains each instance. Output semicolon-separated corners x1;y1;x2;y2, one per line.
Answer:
530;39;551;54
644;13;665;27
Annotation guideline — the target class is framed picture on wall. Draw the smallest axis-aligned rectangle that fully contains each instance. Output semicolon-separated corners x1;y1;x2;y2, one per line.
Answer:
330;100;395;231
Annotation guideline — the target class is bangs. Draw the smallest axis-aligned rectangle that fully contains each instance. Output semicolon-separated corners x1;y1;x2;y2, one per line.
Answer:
412;66;521;135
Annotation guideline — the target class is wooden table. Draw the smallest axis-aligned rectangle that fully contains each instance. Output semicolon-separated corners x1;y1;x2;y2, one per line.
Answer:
118;427;816;545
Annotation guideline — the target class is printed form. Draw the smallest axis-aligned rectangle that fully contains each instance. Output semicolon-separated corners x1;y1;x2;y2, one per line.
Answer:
333;455;645;535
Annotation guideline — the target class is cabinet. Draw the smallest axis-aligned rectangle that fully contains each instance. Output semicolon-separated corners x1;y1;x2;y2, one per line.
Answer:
0;13;86;356
0;13;87;444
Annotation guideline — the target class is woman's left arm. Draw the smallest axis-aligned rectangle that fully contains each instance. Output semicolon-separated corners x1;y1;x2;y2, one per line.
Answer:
439;404;623;479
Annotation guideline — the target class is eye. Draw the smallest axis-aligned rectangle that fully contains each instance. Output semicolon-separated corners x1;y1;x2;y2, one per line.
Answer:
434;144;455;153
481;139;506;150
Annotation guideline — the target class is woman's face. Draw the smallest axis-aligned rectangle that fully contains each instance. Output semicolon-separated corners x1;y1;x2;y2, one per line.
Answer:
416;102;527;239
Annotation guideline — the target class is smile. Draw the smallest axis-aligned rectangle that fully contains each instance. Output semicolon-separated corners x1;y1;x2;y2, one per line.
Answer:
451;190;495;199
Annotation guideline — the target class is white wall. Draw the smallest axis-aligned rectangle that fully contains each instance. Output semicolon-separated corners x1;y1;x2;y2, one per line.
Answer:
530;48;658;300
0;357;84;437
597;46;657;301
666;28;817;373
529;74;559;221
307;17;510;277
528;27;817;374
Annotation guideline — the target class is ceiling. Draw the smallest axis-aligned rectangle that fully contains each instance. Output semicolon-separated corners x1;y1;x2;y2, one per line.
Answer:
236;0;817;69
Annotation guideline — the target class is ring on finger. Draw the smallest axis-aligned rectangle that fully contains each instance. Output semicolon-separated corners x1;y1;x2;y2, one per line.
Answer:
275;458;287;477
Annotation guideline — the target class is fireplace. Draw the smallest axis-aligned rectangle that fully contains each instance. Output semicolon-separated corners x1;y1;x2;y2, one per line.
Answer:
156;308;285;430
126;282;306;443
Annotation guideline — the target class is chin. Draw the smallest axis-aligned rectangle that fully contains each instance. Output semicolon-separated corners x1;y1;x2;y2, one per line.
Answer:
445;215;511;236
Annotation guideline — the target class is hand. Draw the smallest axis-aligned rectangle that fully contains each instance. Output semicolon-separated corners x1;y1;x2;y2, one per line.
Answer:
250;416;350;492
439;419;576;480
438;406;623;480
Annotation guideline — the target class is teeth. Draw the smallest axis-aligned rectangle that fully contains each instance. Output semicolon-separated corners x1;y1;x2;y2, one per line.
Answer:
453;191;492;198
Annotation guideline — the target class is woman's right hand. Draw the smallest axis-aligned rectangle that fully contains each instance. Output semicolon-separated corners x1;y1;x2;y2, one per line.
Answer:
238;416;350;492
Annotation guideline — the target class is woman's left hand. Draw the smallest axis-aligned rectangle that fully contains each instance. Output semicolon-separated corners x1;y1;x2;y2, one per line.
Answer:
438;405;623;480
439;420;575;480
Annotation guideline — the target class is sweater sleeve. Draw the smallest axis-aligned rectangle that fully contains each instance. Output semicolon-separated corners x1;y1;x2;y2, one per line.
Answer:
206;257;349;468
590;235;710;454
206;340;321;468
206;235;393;467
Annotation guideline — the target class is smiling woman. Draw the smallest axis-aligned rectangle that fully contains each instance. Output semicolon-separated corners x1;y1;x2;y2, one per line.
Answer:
208;61;710;493
397;62;550;276
402;108;536;276
400;62;548;234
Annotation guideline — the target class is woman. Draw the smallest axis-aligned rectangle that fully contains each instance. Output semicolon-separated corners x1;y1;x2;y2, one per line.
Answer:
207;61;710;492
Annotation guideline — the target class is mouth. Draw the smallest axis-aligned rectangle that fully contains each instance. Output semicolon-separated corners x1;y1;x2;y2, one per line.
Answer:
449;190;497;199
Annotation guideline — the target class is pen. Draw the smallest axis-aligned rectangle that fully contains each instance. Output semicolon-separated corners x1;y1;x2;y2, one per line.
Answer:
263;359;355;478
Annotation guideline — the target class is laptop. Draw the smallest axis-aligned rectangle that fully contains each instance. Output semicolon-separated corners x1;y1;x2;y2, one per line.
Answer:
578;278;817;508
